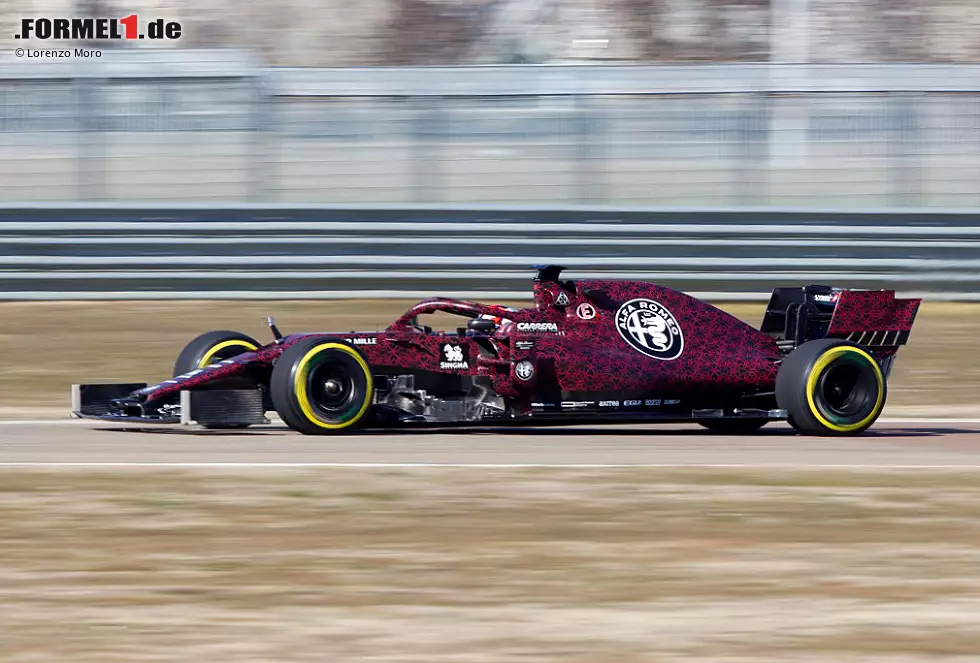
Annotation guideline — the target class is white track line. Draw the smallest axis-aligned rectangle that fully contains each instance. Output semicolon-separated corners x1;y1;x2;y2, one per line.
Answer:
4;462;980;469
0;420;88;426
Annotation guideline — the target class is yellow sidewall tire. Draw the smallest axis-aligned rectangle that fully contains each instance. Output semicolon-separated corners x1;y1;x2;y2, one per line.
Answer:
293;343;373;430
271;338;374;435
171;330;264;430
173;330;261;378
776;339;887;436
198;340;259;369
805;346;884;433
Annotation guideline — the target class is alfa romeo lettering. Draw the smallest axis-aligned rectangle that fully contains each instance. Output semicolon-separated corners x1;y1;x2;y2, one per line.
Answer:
615;298;684;360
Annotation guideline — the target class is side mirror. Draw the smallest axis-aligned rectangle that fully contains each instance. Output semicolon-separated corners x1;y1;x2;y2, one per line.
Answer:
467;319;497;334
266;316;283;343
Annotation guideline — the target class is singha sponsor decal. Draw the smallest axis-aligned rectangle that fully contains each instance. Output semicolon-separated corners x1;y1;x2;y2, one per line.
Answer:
440;344;469;370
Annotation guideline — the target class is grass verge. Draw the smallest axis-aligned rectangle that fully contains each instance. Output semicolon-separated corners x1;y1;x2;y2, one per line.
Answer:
2;468;980;661
0;300;977;413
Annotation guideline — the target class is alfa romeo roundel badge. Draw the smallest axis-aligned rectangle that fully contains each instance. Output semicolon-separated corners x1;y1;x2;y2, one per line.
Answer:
615;298;684;360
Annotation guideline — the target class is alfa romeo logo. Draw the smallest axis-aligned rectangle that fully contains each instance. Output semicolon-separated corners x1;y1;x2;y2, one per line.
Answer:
514;360;534;381
615;298;684;360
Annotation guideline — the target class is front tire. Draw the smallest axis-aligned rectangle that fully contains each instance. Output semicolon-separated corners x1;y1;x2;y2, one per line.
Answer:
173;330;261;376
173;330;262;429
270;337;374;435
776;339;886;436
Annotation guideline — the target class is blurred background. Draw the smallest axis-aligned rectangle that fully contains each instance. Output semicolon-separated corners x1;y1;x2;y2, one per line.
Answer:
2;0;980;207
4;6;980;662
1;0;979;300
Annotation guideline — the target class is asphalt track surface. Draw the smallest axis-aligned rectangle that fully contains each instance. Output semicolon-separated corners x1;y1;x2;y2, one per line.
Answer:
2;419;980;467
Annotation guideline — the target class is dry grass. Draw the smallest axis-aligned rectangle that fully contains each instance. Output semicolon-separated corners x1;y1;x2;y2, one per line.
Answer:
2;468;980;661
0;300;977;412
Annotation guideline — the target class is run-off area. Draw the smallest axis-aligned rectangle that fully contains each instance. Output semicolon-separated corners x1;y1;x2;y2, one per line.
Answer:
2;467;980;662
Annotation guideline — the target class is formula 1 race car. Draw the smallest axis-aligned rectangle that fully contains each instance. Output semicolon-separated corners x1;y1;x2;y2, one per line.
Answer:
73;266;919;436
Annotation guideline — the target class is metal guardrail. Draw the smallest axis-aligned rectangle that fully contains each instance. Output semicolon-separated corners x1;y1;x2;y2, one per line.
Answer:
2;205;979;301
273;63;980;96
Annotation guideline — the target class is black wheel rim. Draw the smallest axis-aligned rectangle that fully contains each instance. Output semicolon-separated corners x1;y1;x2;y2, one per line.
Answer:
305;356;361;422
816;355;877;424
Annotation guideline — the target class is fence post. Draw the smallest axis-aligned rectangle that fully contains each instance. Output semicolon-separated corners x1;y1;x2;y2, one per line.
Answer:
575;93;606;204
735;93;769;205
889;92;922;207
248;73;271;202
75;76;106;201
411;96;443;203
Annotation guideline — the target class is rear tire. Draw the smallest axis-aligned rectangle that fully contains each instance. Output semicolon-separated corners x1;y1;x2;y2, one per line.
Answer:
776;339;886;436
270;337;373;435
698;419;767;434
173;330;262;430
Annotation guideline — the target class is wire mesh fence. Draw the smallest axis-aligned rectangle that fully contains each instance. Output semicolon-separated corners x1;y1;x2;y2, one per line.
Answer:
2;53;980;207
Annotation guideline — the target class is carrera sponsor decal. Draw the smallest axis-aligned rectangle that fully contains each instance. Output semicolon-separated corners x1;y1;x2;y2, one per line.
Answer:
440;344;469;370
514;360;535;381
576;303;597;320
615;298;684;360
517;322;559;333
350;337;377;345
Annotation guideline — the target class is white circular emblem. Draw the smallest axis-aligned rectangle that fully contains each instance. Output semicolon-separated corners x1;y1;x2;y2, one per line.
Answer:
576;303;597;320
514;360;535;381
615;298;684;360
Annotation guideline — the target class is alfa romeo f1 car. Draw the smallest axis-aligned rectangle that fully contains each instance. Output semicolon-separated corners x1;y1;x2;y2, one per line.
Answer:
73;266;919;436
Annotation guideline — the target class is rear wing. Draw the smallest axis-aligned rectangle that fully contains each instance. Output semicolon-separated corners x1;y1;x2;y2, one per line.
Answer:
825;290;920;347
761;286;920;349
